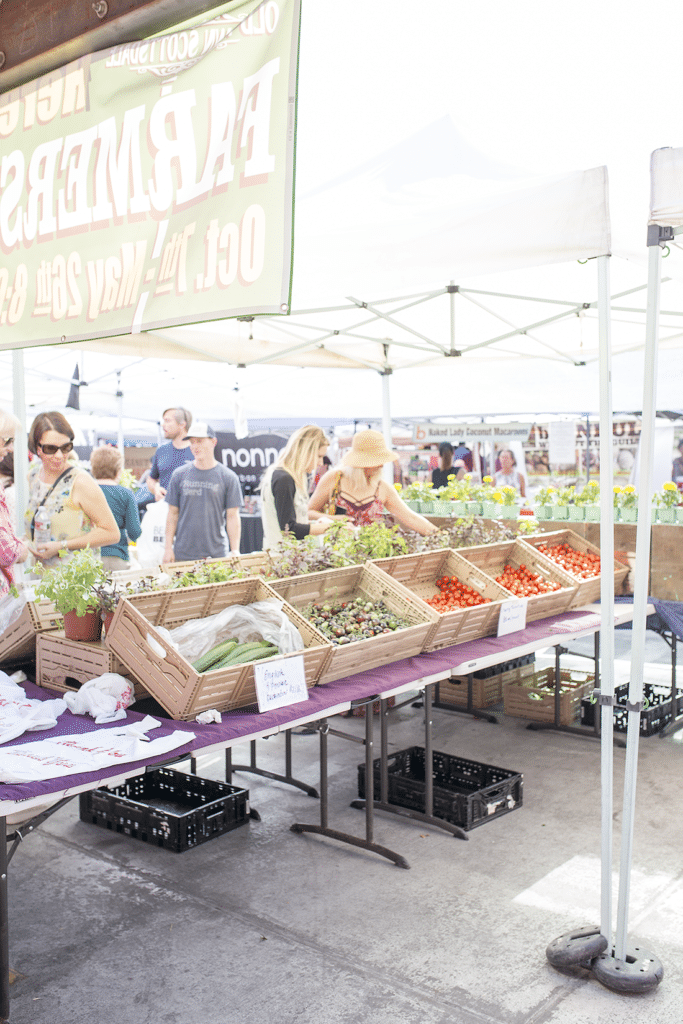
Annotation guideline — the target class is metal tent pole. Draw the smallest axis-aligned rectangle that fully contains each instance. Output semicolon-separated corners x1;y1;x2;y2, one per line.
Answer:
596;254;615;946
11;350;28;535
615;240;660;957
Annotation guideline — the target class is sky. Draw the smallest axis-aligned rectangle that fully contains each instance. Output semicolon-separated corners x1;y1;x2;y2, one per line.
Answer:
4;0;683;426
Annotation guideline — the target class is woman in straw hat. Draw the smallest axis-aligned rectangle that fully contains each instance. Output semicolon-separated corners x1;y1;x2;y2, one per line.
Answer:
260;424;337;549
309;429;437;535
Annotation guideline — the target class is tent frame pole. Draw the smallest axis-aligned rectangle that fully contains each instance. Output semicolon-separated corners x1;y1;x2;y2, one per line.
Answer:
597;254;615;948
12;350;28;536
614;237;661;960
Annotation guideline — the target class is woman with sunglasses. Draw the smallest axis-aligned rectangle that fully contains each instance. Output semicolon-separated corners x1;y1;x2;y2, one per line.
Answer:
26;412;119;566
0;408;29;598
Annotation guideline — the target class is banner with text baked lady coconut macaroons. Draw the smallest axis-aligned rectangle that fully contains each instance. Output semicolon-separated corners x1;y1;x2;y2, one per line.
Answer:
0;0;301;348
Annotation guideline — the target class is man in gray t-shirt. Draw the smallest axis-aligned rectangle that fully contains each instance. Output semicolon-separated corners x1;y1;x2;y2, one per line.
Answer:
163;423;242;561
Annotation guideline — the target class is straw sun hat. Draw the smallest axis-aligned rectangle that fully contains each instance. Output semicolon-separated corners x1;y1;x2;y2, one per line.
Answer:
342;430;399;467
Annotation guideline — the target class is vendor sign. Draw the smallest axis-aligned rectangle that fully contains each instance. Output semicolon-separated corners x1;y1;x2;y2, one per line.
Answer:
0;0;300;347
412;423;533;443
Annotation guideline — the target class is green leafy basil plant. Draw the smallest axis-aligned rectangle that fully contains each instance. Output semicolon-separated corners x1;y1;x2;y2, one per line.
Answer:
34;547;107;617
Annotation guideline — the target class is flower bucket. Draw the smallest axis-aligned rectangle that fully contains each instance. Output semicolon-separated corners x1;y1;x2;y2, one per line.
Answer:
481;501;499;519
535;505;553;521
452;500;468;516
465;501;482;516
568;505;585;522
656;507;675;524
432;500;455;517
404;500;420;511
63;609;102;642
499;505;520;519
552;507;570;520
620;507;637;523
419;501;435;514
584;505;601;522
676;507;683;525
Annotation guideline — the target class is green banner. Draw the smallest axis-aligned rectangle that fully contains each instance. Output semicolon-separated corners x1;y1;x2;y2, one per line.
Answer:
0;0;300;348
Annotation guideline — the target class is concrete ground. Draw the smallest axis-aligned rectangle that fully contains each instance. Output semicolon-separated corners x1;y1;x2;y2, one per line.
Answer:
5;628;683;1024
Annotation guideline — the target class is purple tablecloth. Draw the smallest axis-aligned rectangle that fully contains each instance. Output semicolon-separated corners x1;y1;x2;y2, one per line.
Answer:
0;609;600;805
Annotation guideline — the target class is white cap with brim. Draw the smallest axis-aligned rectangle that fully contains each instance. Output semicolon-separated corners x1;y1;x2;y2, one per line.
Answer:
184;422;215;440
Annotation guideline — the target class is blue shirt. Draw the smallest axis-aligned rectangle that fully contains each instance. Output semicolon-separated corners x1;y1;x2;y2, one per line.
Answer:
149;442;194;492
100;485;142;561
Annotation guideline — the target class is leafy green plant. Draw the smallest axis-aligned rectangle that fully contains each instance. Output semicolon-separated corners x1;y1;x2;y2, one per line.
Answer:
534;486;556;506
654;481;679;509
574;481;600;506
34;547;107;616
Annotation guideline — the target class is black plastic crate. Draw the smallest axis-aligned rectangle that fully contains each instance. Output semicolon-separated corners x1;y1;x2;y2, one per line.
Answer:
79;767;249;852
474;653;535;679
357;746;523;831
581;683;683;737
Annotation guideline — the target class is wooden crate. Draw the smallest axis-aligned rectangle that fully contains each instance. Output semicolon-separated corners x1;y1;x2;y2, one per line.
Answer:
503;666;594;724
437;662;535;708
105;577;332;720
372;549;511;651
521;529;629;605
162;551;272;581
458;541;576;623
268;563;438;684
0;599;62;666
36;632;147;699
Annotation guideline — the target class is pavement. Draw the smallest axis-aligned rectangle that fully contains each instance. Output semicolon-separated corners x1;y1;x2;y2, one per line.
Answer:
5;627;683;1024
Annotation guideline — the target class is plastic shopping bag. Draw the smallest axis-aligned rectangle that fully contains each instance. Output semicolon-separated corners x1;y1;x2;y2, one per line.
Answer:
135;500;169;568
168;599;305;664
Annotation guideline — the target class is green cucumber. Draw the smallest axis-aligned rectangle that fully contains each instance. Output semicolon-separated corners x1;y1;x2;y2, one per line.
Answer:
218;640;269;665
192;637;238;673
222;646;279;667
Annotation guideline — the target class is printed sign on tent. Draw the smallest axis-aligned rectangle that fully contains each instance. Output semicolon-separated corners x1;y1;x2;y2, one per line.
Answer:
0;0;301;344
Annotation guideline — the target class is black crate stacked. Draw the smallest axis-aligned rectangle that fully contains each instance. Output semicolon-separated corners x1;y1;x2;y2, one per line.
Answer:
358;746;523;831
581;683;683;737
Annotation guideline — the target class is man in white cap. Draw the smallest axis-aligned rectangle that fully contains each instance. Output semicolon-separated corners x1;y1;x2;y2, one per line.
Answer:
163;423;243;562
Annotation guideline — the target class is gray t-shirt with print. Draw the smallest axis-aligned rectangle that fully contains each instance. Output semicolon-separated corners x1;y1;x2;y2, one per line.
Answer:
166;462;243;560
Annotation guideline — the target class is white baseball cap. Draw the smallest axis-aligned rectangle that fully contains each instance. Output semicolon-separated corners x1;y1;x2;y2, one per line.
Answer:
184;422;216;440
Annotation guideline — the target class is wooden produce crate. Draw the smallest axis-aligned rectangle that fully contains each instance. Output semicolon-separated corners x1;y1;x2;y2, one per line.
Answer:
503;666;594;724
521;529;629;605
372;549;511;651
163;551;272;580
0;599;62;666
36;632;148;699
458;540;577;623
105;577;332;720
268;563;438;684
437;662;535;709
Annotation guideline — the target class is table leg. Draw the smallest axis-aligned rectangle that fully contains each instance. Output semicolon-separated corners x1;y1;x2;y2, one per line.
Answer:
432;675;498;723
527;643;601;741
227;734;319;797
352;685;468;840
291;711;410;868
0;816;9;1024
660;630;683;738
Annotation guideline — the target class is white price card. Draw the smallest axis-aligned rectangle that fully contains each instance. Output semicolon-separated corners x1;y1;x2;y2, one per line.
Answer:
497;598;528;637
254;655;309;714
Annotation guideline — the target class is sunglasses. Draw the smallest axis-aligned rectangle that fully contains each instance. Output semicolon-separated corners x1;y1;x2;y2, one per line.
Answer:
0;437;14;447
39;441;74;455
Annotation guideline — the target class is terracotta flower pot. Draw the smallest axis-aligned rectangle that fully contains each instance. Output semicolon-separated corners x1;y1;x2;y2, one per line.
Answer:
102;611;115;637
63;609;102;642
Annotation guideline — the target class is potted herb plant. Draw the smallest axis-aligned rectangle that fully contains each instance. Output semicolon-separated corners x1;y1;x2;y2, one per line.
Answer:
534;486;556;521
34;547;107;641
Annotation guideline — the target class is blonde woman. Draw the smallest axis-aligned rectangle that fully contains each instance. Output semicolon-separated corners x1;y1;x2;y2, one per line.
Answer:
260;425;335;549
309;429;437;535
